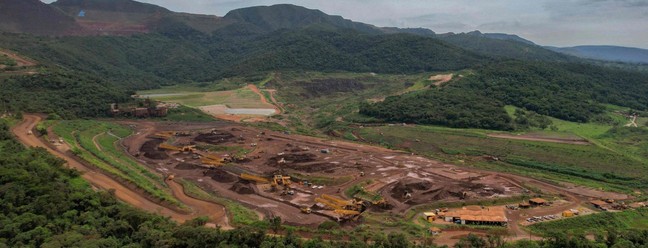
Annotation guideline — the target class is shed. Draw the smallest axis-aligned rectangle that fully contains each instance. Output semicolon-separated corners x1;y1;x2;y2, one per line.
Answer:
429;227;442;235
423;212;437;222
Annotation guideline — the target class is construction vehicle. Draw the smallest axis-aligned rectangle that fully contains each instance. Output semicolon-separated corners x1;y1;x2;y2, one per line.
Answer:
301;207;312;214
201;158;223;167
272;175;291;187
150;131;176;139
322;194;364;211
351;187;388;208
334;209;361;216
159;143;196;152
315;196;363;221
27;130;33;135
199;153;225;167
240;173;270;184
167;174;175;181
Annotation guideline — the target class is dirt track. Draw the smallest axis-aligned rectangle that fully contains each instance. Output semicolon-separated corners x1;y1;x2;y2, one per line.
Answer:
12;114;231;228
487;133;590;145
429;73;453;86
0;49;37;67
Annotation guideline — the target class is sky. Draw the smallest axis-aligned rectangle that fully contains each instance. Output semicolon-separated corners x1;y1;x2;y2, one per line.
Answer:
43;0;648;48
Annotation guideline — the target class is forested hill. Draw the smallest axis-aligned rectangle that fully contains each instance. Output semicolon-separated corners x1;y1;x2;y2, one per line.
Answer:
222;4;382;34
0;0;573;64
0;0;80;35
360;61;648;130
0;28;487;88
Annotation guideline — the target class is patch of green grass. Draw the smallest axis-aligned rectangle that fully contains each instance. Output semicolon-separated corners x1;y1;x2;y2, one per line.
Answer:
355;124;648;192
140;86;269;108
529;208;648;235
0;54;17;67
51;120;184;208
177;179;260;226
289;173;353;186
195;144;252;157
161;105;214;122
257;73;275;88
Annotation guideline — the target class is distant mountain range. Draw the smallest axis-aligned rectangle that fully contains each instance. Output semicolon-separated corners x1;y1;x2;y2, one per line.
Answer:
546;46;648;64
0;0;644;64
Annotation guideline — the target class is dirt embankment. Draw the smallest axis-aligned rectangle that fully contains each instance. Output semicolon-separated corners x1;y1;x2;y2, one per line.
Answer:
429;74;453;86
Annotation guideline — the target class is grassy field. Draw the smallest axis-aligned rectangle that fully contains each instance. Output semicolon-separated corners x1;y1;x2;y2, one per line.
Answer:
51;120;184;208
139;85;270;108
353;124;647;192
528;208;648;235
160;105;215;122
177;179;260;226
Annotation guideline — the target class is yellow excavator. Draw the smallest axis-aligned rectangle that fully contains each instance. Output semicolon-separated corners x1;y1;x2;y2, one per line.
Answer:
150;131;176;139
321;194;364;211
314;195;363;221
159;143;196;152
201;157;223;166
240;173;270;184
199;153;225;167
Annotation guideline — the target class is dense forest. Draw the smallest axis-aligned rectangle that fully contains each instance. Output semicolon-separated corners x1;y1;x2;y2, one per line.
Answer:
0;70;130;118
0;27;486;90
359;88;514;130
360;61;648;129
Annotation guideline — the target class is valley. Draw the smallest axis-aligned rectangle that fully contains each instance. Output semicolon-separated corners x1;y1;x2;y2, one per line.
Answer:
1;0;647;247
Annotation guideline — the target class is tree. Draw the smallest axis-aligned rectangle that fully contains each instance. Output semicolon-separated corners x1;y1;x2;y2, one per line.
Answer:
268;216;282;234
455;234;487;248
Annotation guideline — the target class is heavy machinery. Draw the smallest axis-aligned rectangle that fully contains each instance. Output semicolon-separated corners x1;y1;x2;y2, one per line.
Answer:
321;194;364;211
150;131;176;139
315;195;364;221
199;153;225;167
159;143;195;152
240;173;270;184
352;188;388;208
272;175;291;187
301;207;312;214
201;157;223;167
239;173;293;194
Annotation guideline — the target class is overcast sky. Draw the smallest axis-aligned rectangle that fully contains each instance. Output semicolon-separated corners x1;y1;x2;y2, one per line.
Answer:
44;0;648;48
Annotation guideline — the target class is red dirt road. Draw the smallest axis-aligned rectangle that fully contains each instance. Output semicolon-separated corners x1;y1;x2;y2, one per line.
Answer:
12;114;230;228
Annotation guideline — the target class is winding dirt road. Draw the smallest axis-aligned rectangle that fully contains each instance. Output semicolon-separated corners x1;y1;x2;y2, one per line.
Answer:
12;114;231;229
